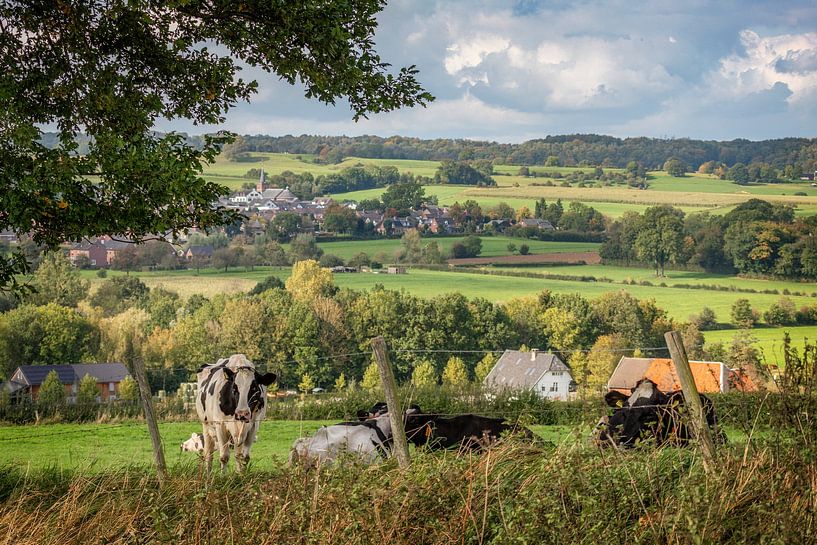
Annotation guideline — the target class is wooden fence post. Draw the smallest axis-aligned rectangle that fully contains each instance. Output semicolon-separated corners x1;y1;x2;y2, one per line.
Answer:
664;331;717;473
371;336;411;468
129;337;167;479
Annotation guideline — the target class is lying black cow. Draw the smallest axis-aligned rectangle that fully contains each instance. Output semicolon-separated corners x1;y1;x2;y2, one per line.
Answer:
404;406;532;451
596;378;725;448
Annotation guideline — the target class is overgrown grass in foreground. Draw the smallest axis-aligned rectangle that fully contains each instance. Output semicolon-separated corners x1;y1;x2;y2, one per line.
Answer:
1;436;813;545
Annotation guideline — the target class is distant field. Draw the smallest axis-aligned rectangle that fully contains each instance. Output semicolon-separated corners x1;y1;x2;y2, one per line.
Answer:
0;421;570;472
283;237;600;261
704;325;817;361
494;263;817;297
202;152;817;217
89;267;817;323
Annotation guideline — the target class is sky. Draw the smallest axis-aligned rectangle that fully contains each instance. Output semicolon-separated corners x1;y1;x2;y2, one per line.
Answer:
158;0;817;143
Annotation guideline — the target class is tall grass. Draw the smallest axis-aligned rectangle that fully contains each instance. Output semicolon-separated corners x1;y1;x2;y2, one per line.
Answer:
1;435;814;544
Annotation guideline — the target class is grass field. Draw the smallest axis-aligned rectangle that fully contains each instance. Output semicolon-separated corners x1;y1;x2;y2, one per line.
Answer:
283;237;600;261
0;421;573;472
88;266;817;327
704;325;817;360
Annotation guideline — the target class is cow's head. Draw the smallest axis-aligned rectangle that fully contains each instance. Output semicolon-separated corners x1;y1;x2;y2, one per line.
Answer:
219;367;277;422
181;432;204;452
357;401;389;421
403;405;435;447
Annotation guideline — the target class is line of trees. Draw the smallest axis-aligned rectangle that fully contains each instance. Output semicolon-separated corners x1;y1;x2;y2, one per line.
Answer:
176;133;817;172
601;199;817;279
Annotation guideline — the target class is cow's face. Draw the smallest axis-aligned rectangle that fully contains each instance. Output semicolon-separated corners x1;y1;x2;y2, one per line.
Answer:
181;432;204;452
219;368;277;422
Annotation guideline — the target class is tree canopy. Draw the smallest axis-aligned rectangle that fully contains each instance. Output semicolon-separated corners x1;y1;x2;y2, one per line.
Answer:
0;0;432;293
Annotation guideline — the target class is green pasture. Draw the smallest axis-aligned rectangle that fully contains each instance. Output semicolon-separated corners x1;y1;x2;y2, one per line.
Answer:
331;185;712;218
0;421;571;472
494;263;817;297
704;325;817;360
283;237;600;261
645;172;817;197
88;267;817;327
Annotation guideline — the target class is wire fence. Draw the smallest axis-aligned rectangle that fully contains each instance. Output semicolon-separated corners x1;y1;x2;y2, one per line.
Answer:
1;343;813;443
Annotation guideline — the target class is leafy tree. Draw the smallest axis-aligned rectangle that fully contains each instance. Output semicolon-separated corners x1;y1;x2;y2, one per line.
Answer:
635;206;685;276
249;276;285;296
142;287;181;330
77;374;100;405
299;373;316;393
118;376;138;402
259;241;290;266
474;353;497;383
680;323;705;360
434;161;496;186
266;213;303;243
411;360;438;387
487;202;515;220
519;244;530;255
690;307;718;331
442;356;469;386
38;370;66;406
288;234;324;263
449;236;482;258
347;252;372;268
731;299;757;328
0;304;99;378
585;334;629;391
763;297;797;326
506;243;517;254
396;229;423;263
319;254;345;268
1;1;431;294
542;307;580;351
663;158;687;177
726;163;750;184
381;181;425;214
419;242;443;264
286;260;336;300
29;252;89;307
89;276;150;317
334;373;347;391
212;247;241;272
361;362;381;391
322;205;358;234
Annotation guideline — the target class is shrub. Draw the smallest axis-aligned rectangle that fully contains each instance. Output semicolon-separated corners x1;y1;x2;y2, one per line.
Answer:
519;244;530;255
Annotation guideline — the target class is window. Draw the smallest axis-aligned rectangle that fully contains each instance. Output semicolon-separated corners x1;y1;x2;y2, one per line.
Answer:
109;382;115;392
550;382;558;392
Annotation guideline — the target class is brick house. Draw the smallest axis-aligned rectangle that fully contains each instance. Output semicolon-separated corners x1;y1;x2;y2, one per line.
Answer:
2;363;131;402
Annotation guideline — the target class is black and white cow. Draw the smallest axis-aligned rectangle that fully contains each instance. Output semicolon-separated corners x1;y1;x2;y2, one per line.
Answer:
404;406;530;451
355;401;389;421
196;354;277;472
289;413;394;467
595;378;725;448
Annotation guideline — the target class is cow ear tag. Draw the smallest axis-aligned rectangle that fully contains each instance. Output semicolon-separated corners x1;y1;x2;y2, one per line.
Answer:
424;424;432;438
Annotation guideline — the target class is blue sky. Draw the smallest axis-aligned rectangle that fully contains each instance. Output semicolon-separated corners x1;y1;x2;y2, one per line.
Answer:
160;0;817;142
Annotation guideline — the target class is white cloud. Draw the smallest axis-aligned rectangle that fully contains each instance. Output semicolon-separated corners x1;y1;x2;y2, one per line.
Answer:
709;30;817;103
444;35;510;74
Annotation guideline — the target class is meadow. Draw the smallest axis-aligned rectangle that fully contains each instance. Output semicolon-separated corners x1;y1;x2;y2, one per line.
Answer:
0;420;573;472
283;236;600;261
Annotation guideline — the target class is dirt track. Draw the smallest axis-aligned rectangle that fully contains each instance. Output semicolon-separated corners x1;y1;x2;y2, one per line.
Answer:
447;251;601;266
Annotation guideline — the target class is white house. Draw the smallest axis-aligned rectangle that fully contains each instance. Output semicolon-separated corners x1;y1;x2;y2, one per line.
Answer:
484;350;575;400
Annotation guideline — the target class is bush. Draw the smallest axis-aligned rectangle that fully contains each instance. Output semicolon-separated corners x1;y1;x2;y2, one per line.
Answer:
249;275;285;295
319;254;345;268
519;244;530;255
764;297;797;326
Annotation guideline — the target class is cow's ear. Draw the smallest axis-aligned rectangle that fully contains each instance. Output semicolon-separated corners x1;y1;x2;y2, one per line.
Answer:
257;372;277;386
223;367;234;381
605;391;628;408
